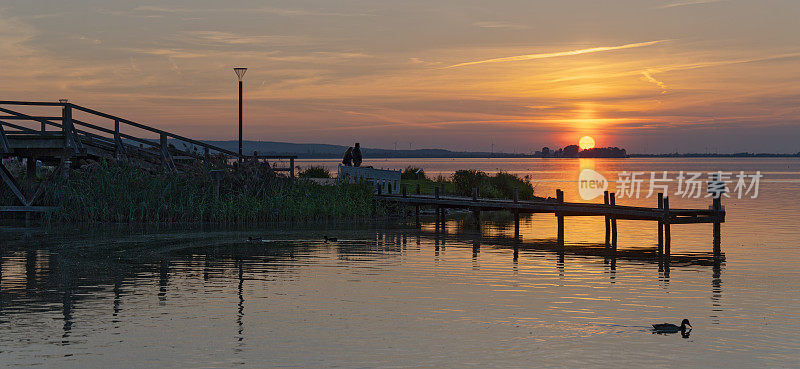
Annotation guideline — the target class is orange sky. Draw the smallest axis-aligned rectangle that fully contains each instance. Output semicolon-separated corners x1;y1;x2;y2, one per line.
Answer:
2;0;800;153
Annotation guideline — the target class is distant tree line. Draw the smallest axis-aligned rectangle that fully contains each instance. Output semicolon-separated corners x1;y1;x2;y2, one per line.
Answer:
630;152;800;158
533;145;627;158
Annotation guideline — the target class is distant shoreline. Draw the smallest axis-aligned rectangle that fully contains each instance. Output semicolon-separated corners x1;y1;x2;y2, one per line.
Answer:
174;140;800;159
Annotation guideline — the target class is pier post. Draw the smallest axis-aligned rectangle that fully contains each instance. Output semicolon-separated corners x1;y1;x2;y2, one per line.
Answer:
556;189;564;249
604;191;610;248
435;186;441;226
610;192;617;253
713;196;722;258
658;193;664;255
663;196;671;257
415;183;420;228
513;187;520;239
401;185;408;221
472;187;480;230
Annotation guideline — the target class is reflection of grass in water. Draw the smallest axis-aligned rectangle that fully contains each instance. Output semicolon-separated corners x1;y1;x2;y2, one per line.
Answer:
2;160;379;223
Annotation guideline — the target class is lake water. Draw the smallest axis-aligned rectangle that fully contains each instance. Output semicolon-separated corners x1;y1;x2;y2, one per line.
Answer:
2;158;799;368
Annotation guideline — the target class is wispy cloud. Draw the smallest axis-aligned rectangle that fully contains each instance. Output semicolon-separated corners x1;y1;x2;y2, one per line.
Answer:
641;70;667;93
658;0;729;9
132;5;372;17
445;40;668;68
472;21;528;30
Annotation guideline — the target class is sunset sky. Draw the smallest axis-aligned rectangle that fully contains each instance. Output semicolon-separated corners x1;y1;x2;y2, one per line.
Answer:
2;0;799;153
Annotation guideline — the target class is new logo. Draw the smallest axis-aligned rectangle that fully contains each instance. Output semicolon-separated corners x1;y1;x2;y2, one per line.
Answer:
579;169;608;200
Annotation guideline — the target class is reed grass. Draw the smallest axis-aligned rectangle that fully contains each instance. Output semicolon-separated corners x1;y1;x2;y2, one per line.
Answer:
2;160;378;223
401;170;536;200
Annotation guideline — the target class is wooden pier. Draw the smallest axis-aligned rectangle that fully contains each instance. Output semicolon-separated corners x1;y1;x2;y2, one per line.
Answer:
378;186;726;260
0;100;297;214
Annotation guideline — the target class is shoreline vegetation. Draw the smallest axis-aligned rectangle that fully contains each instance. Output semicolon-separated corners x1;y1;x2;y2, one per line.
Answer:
0;160;535;224
1;159;377;223
398;167;539;200
1;161;539;224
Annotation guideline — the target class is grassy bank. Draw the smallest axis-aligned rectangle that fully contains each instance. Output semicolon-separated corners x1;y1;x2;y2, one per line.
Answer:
400;167;538;200
1;160;378;223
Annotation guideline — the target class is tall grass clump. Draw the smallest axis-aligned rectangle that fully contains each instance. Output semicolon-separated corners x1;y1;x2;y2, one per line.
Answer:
24;159;376;223
451;170;535;200
298;166;331;178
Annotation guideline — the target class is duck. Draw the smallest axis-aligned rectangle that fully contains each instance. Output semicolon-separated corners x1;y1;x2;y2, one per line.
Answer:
652;319;691;334
324;236;338;243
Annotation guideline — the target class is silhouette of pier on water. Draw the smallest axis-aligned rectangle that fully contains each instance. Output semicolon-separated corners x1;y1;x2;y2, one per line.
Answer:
0;101;296;214
378;183;726;262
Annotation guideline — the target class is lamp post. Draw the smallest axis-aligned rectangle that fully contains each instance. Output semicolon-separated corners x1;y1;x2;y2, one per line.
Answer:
233;67;248;162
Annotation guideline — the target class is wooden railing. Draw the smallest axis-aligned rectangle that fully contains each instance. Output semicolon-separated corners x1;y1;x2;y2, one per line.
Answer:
0;100;296;176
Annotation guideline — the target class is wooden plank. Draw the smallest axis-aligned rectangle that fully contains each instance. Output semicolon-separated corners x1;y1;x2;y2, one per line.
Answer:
375;194;724;223
0;116;62;121
0;101;65;106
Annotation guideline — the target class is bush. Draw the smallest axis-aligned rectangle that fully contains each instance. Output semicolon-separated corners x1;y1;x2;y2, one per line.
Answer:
452;170;499;198
401;166;425;180
489;172;535;200
451;170;534;200
298;166;331;178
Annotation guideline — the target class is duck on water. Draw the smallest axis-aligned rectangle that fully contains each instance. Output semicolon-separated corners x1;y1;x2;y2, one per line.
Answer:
652;319;692;337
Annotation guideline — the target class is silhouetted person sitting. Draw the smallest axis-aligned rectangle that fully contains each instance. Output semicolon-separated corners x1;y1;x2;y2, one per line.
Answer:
342;147;353;166
352;142;362;167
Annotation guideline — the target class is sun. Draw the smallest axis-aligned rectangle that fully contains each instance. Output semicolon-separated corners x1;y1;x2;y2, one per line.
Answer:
579;136;595;150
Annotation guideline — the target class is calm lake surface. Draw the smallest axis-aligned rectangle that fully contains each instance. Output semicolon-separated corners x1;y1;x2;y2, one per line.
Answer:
2;158;799;368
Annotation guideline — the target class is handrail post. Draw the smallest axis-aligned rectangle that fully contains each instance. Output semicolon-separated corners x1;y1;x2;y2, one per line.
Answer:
556;189;564;249
61;103;78;152
604;191;610;249
657;193;664;255
113;119;126;158
663;196;671;258
713;196;722;258
610;192;617;253
160;132;175;173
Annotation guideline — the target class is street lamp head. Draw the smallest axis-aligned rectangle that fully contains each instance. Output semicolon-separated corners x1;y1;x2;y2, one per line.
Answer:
59;99;69;103
234;67;248;81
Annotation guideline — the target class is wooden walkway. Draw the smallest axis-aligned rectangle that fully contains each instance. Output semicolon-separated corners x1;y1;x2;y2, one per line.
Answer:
378;186;725;260
0;100;296;213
